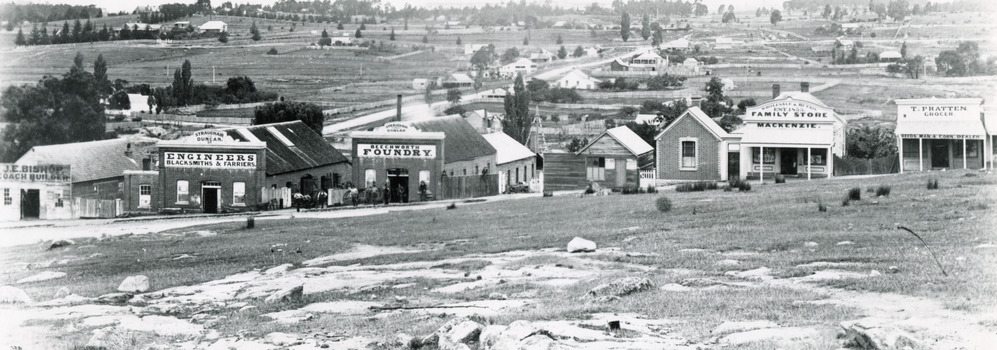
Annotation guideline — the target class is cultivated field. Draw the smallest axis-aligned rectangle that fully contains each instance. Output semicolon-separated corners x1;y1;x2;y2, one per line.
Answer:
2;170;995;349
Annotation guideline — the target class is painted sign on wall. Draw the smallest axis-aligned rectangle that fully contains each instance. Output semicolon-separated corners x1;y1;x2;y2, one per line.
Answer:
1;164;71;183
163;152;257;169
357;144;437;158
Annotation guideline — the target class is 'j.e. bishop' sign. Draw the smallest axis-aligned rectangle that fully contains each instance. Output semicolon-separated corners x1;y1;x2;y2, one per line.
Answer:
358;143;436;158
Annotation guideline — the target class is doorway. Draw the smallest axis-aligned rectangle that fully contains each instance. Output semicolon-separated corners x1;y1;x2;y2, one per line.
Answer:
20;189;40;219
727;152;740;180
615;159;626;187
202;185;220;213
387;168;409;203
780;149;798;175
931;140;949;168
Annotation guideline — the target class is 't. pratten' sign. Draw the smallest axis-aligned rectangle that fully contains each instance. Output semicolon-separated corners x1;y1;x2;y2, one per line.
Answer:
0;164;72;183
357;144;436;158
163;152;258;169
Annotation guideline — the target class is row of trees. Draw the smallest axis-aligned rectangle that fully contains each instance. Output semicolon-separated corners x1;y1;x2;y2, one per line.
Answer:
597;75;688;92
1;3;101;26
12;19;205;47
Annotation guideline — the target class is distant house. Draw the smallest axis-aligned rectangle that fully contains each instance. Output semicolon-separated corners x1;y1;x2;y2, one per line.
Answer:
332;33;352;45
441;73;474;88
172;21;191;31
483;132;537;189
663;38;690;50
413;78;429;91
583;47;599;57
836;39;854;49
464;44;487;55
446;21;462;27
500;58;538;77
529;49;555;63
880;50;902;62
544;126;654;191
611;49;667;72
810;45;833;55
464;109;503;134
713;37;734;50
554;69;601;90
683;57;700;67
482;87;513;100
552;21;568;28
199;21;228;34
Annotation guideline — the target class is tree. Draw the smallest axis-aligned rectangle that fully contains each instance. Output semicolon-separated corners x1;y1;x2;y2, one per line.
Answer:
722;12;737;24
4;21;13;32
470;46;495;71
822;4;833;19
651;28;662;46
501;47;520;64
321;28;329;38
14;27;26;46
218;31;228;43
556;34;563;44
456;36;462;45
526;78;549;95
572;45;585;58
250;21;261;41
253;101;325;134
887;0;910;22
446;88;462;105
225;76;257;99
336;22;344;30
700;77;732;119
847;125;897;159
319;37;331;46
60;21;69;43
171;60;193;106
502;74;532;145
557;46;568;59
640;13;650;40
523;36;529;45
389;28;395;40
108;90;131;109
694;3;709;16
900;41;908;58
620;12;631;42
770;10;782;26
93;54;111;95
355;28;362;38
422;35;428;43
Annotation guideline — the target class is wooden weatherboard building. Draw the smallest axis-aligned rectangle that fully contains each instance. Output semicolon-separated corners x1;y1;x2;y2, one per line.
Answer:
895;98;988;172
545;126;653;191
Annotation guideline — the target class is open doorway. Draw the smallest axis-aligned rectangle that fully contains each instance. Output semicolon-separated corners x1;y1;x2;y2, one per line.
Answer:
202;182;220;213
20;189;40;219
780;149;798;175
727;152;740;180
387;168;409;203
931;140;949;168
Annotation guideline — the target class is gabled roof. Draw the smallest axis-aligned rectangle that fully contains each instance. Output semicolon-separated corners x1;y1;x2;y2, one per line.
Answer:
16;136;159;183
448;73;474;83
683;57;699;64
579;126;653;156
772;91;829;108
633;50;663;61
504;58;535;68
200;21;227;30
556;69;600;83
654;107;728;141
408;115;497;163
880;50;902;59
483;132;534;164
226;121;349;176
664;38;689;48
635;114;659;125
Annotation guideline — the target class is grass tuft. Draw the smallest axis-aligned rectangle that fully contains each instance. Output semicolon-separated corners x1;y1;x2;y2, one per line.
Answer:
446;202;457;210
818;202;827;212
927;178;940;190
847;187;862;201
675;181;719;192
875;185;891;197
656;196;673;212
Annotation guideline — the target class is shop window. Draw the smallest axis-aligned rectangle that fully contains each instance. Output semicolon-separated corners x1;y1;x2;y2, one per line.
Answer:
809;149;828;166
515;168;520;183
3;188;10;205
902;139;919;157
177;180;189;204
364;169;377;187
475;165;480;174
463;169;467;176
139;185;151;208
959;141;979;157
680;139;697;170
586;157;606;181
233;182;246;205
752;148;776;164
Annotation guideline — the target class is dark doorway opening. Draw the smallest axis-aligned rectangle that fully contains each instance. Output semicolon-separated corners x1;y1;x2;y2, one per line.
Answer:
727;152;740;180
780;149;798;175
931;140;949;168
387;168;409;203
203;187;219;213
21;189;40;219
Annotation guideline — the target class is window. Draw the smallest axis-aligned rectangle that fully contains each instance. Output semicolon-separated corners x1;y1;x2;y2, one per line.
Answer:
626;159;637;170
968;141;979;157
586;157;606;181
365;169;377;187
515;168;520;183
3;188;10;205
419;170;431;188
475;165;480;174
54;189;64;208
233;182;246;205
902;139;920;157
808;149;827;165
176;180;189;203
680;139;697;170
752;148;776;164
463;169;467;176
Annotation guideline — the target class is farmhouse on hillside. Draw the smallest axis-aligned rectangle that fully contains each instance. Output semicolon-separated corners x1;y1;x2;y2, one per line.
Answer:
440;73;474;88
544;126;654;191
663;38;690;51
610;49;667;72
199;21;228;33
554;69;601;90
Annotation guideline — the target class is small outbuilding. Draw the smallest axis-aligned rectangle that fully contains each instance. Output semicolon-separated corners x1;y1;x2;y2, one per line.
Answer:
544;126;653;191
483;132;537;191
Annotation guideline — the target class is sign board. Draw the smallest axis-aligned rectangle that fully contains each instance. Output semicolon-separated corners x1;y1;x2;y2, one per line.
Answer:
1;164;72;183
357;144;436;158
163;152;258;169
745;100;835;122
898;133;984;140
192;130;228;143
383;122;416;133
897;102;981;122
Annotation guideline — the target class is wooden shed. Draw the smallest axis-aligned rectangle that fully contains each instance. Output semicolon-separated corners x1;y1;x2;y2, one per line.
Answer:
544;126;653;191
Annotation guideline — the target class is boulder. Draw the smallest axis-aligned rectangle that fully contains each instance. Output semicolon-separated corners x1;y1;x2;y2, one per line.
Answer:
265;332;301;346
836;241;855;246
48;239;75;250
435;318;484;350
97;292;134;304
265;263;294;275
588;277;653;298
804;241;819;247
0;285;32;304
840;318;922;350
117;275;150;293
567;237;597;253
54;287;72;298
265;285;303;304
488;292;508;300
37;294;94;307
17;271;67;284
724;267;772;280
480;321;573;350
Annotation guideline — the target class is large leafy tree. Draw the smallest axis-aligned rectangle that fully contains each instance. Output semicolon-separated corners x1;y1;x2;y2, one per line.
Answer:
502;74;532;145
501;47;520;64
770;10;782;26
253;101;325;134
847;125;897;159
470;45;496;71
0;52;106;161
620;12;630;42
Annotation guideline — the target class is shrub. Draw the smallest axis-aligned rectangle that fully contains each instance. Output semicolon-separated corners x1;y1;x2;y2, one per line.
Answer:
542;190;553;197
446;202;457;210
841;198;850;206
646;184;657;193
621;186;641;195
267;47;279;55
875;185;891;197
675;181;719;192
655;196;672;212
131;116;143;122
927;178;939;190
818;202;827;212
728;179;751;192
848;187;861;201
774;174;786;184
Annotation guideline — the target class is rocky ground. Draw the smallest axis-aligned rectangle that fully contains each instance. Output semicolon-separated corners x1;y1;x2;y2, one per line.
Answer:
3;236;996;350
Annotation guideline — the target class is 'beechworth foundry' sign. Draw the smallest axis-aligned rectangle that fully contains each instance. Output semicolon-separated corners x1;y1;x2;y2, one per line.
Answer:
163;152;258;169
357;144;436;158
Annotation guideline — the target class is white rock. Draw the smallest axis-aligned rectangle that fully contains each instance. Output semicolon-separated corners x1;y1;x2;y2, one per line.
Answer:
974;243;997;249
713;320;779;334
804;242;819;247
588;277;653;297
724;267;772;280
955;256;966;261
264;264;294;275
488;292;509;300
17;271;67;284
265;332;300;346
440;319;483;349
839;318;923;350
0;285;32;304
567;237;596;253
117;275;150;293
836;241;855;246
659;283;693;292
869;270;882;277
265;285;303;304
720;327;820;345
888;266;900;274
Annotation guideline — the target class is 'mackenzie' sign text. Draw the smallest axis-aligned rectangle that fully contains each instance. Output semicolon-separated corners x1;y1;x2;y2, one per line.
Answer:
164;152;257;169
358;144;436;158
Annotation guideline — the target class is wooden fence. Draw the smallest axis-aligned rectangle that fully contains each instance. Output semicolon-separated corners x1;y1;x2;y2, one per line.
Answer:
142;113;255;126
639;169;657;188
833;155;899;176
438;174;499;200
261;187;293;209
75;198;122;219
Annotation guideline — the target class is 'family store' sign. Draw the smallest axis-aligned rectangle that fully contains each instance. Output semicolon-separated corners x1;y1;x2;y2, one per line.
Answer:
164;152;258;169
1;164;72;183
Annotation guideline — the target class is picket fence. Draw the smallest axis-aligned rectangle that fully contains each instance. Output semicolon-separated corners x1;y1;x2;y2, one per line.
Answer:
75;198;123;219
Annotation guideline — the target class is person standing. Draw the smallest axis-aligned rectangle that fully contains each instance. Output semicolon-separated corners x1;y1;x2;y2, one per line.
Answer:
397;183;407;203
382;181;390;206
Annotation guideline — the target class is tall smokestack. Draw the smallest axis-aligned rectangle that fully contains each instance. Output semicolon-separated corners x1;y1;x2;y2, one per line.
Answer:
801;82;810;93
772;84;781;99
396;94;402;122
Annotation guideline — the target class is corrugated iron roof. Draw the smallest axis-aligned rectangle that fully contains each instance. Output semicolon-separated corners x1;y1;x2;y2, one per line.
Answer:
483;132;535;165
408;115;496;163
226;121;349;176
15;136;158;183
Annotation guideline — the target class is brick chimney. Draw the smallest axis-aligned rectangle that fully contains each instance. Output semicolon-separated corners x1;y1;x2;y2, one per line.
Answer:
801;82;810;93
772;84;781;99
396;94;403;122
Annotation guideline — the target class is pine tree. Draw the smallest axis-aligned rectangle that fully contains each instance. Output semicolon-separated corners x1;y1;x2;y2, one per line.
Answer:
250;21;261;41
14;27;26;46
523;36;529;45
60;21;70;43
29;24;40;45
94;54;111;95
389;28;396;40
620;12;631;42
218;31;228;43
501;74;532;145
900;41;908;59
71;18;82;42
640;13;650;40
456;37;462;45
556;34;563;44
557;46;567;59
422;35;428;43
354;28;362;38
573;45;585;58
321;28;329;38
337;22;344;30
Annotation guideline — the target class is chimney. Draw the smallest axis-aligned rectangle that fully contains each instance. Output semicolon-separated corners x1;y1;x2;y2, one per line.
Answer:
801;82;810;93
142;158;151;171
396;94;403;122
772;84;781;99
125;143;133;157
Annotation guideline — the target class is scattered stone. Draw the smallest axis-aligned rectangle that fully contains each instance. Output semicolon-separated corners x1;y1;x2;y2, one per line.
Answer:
17;271;67;284
592;295;621;303
97;293;134;304
804;242;819;247
265;285;304;304
588;277;654;298
836;241;855;246
840;318;922;350
955;256;966;261
265;332;301;346
567;237;597;253
264;264;293;275
87;327;139;348
395;333;415;347
437;318;484;350
37;294;95;307
659;283;693;292
0;285;32;304
713;320;779;334
89;253;105;259
488;292;508;300
717;259;740;266
869;270;882;277
724;267;773;280
887;266;900;274
720;327;820;346
118;275;150;293
54;287;71;298
480;321;569;350
48;239;75;250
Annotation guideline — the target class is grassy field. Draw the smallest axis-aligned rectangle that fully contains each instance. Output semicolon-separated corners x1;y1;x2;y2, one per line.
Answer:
3;169;995;347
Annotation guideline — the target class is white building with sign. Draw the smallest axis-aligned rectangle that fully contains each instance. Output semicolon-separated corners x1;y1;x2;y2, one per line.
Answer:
0;163;73;221
350;122;446;203
895;98;987;172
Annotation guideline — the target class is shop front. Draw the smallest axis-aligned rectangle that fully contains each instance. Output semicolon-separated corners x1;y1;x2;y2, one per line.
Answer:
0;163;73;221
157;131;267;213
350;122;445;203
895;99;987;172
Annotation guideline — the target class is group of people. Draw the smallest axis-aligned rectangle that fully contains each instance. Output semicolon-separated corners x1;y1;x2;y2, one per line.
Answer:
290;180;430;211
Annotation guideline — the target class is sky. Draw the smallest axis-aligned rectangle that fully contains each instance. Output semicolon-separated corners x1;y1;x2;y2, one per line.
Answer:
11;0;793;15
